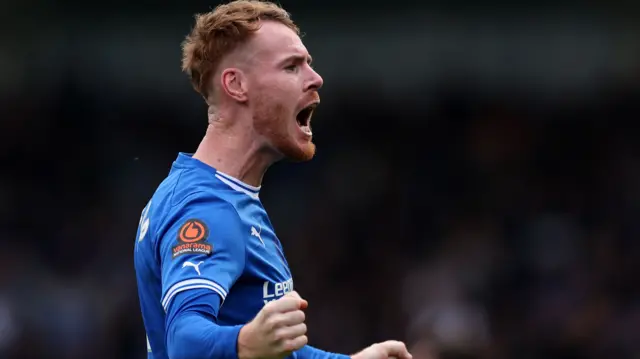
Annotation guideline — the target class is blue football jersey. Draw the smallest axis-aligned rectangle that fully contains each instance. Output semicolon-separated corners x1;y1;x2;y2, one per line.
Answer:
134;153;295;359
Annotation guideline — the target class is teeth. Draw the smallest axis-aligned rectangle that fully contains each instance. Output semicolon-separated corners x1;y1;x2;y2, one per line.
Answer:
300;126;312;136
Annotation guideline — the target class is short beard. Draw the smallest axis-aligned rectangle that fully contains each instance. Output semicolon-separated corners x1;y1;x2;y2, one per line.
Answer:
252;92;316;162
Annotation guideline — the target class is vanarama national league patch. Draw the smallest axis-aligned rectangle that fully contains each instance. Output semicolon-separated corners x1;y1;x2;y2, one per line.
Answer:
172;219;213;258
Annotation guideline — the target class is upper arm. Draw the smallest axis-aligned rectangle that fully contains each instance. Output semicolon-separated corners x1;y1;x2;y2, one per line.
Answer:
159;194;246;312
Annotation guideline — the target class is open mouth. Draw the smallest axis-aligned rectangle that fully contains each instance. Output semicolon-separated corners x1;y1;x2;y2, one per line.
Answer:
296;103;317;129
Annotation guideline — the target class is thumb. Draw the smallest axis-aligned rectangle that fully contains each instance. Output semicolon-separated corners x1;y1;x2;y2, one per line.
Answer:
286;291;308;310
378;341;411;359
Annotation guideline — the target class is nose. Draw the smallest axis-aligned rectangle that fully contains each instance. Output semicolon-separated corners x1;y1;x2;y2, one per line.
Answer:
305;66;323;92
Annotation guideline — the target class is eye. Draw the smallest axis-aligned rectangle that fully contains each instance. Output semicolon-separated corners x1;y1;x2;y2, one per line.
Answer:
284;64;298;72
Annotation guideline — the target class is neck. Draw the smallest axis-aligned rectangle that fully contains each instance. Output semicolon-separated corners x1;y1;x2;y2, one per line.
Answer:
193;114;277;188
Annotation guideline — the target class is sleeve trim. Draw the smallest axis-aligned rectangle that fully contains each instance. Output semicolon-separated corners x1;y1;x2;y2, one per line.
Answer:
162;278;227;311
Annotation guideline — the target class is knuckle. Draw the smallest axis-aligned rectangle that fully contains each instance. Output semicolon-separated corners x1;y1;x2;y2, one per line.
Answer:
299;335;309;347
283;336;307;351
283;341;296;351
284;297;298;307
265;316;281;330
272;329;286;342
262;302;276;315
274;297;289;308
281;341;294;353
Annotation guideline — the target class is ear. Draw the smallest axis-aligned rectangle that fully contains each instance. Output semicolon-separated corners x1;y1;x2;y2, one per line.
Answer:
220;68;248;103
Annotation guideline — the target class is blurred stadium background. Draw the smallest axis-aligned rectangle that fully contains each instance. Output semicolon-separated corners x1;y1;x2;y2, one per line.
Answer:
1;1;640;358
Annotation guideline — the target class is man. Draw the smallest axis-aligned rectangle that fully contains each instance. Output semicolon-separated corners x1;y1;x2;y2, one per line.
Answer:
134;2;412;359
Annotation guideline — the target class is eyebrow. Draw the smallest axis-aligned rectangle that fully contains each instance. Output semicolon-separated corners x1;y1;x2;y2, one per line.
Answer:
280;54;313;66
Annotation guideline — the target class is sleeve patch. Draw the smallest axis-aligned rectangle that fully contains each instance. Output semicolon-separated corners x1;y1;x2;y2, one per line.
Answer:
172;219;213;259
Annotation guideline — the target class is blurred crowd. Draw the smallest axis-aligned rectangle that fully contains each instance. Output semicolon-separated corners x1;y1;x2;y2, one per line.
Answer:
1;72;639;359
2;0;640;357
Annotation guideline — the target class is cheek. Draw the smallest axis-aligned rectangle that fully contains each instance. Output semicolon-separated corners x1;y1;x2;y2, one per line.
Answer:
249;76;299;127
255;92;295;120
252;94;290;131
256;74;298;100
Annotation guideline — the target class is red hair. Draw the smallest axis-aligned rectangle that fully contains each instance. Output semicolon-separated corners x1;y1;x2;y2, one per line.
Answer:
181;0;299;98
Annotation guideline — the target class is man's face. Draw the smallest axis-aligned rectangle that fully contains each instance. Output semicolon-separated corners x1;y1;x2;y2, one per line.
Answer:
244;21;324;162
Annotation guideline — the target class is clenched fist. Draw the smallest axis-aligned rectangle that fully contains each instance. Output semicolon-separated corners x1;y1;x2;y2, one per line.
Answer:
238;291;309;359
352;341;412;359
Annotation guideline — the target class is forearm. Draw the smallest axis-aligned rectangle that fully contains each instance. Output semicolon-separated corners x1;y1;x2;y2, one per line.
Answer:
297;345;351;359
167;310;243;359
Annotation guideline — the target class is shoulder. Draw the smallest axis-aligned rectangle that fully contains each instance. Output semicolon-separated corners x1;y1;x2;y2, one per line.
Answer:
161;191;248;264
148;167;249;249
154;166;243;225
167;190;244;232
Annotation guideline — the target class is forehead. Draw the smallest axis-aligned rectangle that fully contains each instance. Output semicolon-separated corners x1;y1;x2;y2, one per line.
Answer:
247;21;309;63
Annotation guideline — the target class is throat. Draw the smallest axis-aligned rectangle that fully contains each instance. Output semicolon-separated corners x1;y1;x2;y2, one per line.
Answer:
193;130;277;187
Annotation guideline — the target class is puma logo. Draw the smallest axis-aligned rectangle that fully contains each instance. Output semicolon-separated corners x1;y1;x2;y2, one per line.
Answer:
182;261;204;276
251;226;264;246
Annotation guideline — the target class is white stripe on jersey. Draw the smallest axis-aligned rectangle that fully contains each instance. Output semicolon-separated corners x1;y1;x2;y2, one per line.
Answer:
162;278;227;311
215;174;260;199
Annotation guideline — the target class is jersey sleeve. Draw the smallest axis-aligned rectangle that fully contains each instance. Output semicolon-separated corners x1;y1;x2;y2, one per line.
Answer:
165;289;242;359
159;193;246;311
